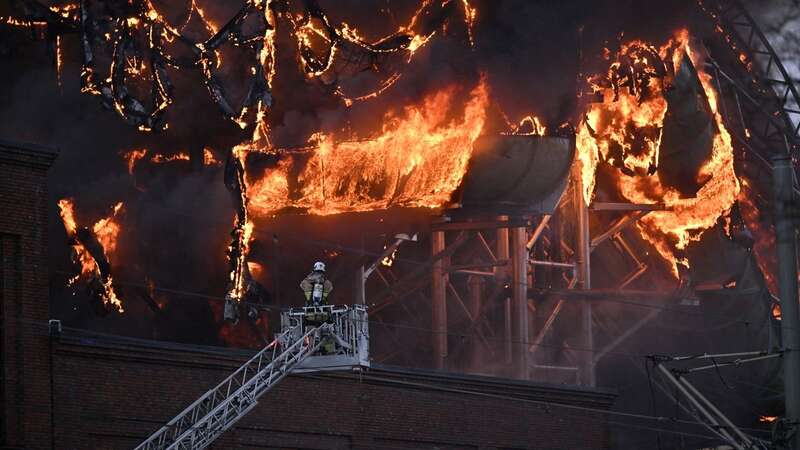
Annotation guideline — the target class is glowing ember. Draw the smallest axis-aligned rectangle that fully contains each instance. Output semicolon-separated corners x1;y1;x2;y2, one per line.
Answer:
57;199;125;312
577;30;739;276
246;78;489;216
760;415;778;423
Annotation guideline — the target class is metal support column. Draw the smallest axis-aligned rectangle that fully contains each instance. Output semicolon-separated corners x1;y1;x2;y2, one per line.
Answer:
573;164;595;386
467;274;485;369
355;265;366;305
496;217;512;365
432;230;448;370
774;155;800;449
511;226;529;379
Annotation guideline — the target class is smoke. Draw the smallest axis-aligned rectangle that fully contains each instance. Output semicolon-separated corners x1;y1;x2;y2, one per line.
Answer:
0;2;786;446
0;0;718;340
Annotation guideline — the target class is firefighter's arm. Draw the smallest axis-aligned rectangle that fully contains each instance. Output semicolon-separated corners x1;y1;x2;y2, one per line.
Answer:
323;280;333;298
300;278;312;300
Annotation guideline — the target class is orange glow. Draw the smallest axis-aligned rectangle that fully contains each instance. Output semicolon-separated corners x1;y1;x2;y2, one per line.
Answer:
246;79;489;216
57;199;125;312
576;30;739;276
247;261;263;279
760;415;778;423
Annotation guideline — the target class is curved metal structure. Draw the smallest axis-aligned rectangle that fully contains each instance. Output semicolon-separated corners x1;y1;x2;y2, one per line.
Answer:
702;0;800;183
458;135;574;215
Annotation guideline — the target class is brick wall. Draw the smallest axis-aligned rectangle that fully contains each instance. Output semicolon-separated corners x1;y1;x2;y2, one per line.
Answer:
0;140;57;450
49;333;615;450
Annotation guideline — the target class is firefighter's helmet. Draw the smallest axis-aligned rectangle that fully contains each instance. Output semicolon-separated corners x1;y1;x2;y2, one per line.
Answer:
313;261;326;272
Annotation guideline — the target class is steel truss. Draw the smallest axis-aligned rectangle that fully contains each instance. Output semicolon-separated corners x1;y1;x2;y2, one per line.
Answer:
364;170;674;386
361;0;800;396
702;0;800;182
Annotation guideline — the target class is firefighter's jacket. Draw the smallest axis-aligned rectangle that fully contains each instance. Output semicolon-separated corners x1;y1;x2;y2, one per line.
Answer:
300;271;333;304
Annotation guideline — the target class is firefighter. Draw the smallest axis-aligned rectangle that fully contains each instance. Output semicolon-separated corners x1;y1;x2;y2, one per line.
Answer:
300;261;333;306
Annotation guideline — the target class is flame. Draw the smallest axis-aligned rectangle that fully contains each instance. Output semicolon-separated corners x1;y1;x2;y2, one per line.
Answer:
381;247;398;267
577;30;739;276
738;180;777;294
121;148;221;175
507;114;547;136
93;202;124;255
461;0;478;47
57;199;125;312
203;148;218;165
150;152;190;164
247;261;263;279
760;415;778;423
122;149;149;175
2;17;48;28
225;147;255;303
247;78;489;216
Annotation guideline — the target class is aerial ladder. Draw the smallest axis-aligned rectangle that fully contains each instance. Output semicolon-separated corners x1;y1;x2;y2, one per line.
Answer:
134;304;369;450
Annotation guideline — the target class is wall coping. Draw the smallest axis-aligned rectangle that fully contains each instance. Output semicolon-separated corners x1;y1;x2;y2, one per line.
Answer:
0;138;59;170
53;328;617;409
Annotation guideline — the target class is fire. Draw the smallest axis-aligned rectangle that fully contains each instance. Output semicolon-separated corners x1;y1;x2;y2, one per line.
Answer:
247;261;264;279
738;180;777;294
57;199;125;312
122;149;149;175
506;114;547;136
121;148;221;175
203;148;218;165
247;78;489;216
225;147;254;304
577;30;739;276
227;218;254;301
150;153;190;164
93;202;124;256
760;415;778;423
461;0;478;47
381;247;398;267
2;17;48;28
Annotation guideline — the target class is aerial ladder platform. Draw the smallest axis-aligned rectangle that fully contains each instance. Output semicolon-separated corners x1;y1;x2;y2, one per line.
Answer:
134;304;369;450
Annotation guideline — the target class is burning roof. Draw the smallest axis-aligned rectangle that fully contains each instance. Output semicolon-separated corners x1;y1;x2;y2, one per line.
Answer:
577;30;740;276
0;2;783;366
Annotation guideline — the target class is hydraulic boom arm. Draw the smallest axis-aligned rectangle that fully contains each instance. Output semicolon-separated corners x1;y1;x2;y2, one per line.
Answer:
135;323;329;450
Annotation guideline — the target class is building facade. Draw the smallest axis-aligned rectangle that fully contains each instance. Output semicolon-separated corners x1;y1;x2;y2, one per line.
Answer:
0;140;615;450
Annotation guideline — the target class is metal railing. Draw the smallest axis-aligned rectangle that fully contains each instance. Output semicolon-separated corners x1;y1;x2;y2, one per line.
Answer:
134;324;327;450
